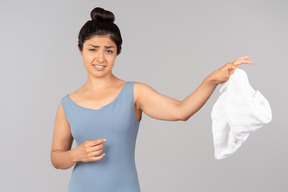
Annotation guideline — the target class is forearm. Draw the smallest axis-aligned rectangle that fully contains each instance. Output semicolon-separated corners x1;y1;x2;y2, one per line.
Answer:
51;148;78;170
179;75;218;121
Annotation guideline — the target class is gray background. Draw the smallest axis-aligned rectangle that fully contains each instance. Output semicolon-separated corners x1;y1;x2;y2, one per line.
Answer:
1;0;287;191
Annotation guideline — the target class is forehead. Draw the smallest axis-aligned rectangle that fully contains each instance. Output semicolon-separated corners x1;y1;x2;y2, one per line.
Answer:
84;35;116;46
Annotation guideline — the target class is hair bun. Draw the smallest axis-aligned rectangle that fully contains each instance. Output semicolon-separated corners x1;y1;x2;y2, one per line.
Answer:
90;7;115;23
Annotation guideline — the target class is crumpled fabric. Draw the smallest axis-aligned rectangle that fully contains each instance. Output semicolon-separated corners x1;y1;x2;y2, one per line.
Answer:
211;68;272;160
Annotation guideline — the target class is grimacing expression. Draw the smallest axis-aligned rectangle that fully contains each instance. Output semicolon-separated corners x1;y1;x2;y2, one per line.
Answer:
79;35;117;77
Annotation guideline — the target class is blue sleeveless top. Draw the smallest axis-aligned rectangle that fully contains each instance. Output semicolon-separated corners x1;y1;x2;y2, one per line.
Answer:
61;81;141;192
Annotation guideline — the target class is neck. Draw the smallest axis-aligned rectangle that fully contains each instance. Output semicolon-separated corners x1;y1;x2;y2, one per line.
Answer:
84;73;119;91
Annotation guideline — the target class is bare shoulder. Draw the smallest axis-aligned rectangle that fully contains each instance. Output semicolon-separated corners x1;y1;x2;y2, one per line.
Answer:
133;81;158;94
133;82;157;105
133;81;153;90
133;82;151;97
55;101;70;128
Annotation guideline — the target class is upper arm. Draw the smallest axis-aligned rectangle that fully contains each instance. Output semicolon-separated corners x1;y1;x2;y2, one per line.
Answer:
134;82;184;121
51;102;74;154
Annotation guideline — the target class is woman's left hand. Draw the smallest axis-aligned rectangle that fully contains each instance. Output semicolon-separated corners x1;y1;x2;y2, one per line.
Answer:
207;54;254;85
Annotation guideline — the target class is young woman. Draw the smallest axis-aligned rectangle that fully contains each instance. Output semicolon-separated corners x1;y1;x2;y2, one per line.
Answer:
50;7;253;192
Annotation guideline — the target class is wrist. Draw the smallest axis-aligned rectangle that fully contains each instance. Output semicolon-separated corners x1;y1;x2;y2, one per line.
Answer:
70;148;79;163
203;74;218;87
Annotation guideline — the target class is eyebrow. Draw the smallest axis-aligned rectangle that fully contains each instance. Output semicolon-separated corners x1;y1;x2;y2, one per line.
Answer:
87;44;115;49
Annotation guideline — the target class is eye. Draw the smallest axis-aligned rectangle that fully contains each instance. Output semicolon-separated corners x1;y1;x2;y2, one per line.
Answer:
106;50;113;54
89;49;96;52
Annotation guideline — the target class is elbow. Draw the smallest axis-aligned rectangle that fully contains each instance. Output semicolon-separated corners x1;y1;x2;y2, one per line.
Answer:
178;105;198;121
177;103;190;121
51;163;60;170
51;152;60;169
51;159;60;169
176;112;190;121
179;111;194;121
181;112;196;121
51;161;70;170
178;106;192;121
50;152;70;170
51;158;62;170
182;118;188;121
181;116;189;121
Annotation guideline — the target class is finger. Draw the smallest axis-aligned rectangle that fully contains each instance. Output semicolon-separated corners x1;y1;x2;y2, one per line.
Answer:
86;139;106;147
235;54;250;60
233;59;254;65
88;143;105;152
233;55;250;63
89;149;103;157
89;153;106;161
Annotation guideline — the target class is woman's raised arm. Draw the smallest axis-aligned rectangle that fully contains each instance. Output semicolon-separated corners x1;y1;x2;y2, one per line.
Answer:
135;55;254;122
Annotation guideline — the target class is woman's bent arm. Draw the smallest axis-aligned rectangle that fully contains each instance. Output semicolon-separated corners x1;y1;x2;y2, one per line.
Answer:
51;102;106;169
50;102;77;170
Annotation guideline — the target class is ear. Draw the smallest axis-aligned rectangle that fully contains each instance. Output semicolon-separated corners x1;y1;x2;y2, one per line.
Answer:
77;45;83;56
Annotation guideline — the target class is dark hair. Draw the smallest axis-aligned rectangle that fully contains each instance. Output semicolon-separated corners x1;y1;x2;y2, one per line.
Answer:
78;7;122;55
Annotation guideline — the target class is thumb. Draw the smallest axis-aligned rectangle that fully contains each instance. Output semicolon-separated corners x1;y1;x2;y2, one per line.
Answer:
228;64;240;74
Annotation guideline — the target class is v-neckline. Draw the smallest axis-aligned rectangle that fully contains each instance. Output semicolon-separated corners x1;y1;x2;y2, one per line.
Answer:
66;81;128;112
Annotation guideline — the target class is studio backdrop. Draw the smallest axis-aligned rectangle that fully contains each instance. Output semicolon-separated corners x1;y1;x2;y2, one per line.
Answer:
0;0;287;191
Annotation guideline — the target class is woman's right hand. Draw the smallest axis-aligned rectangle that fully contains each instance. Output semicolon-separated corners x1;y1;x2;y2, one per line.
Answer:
72;139;106;162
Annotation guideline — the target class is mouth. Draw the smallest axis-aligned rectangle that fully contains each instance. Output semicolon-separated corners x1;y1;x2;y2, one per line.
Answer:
92;64;106;70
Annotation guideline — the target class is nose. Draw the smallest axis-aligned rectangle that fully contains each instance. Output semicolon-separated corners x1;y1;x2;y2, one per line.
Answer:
95;51;104;63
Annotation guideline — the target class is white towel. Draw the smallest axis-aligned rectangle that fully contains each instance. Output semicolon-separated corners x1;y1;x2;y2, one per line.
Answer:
211;68;272;160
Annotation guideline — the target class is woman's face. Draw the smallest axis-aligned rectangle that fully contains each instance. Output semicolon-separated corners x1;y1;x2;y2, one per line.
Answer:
79;35;117;78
